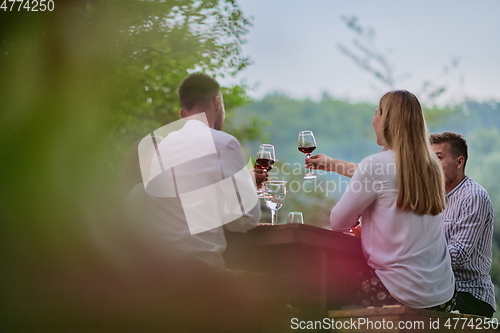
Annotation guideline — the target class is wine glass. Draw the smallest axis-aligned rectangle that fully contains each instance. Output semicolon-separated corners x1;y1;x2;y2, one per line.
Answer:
255;144;275;198
298;130;317;179
344;217;362;237
287;212;304;224
263;181;287;225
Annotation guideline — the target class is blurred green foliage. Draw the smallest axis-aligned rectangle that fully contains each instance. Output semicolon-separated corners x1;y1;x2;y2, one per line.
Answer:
0;1;263;330
82;0;262;177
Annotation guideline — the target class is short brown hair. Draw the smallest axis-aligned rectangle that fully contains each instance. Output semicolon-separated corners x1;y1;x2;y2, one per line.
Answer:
429;132;468;167
178;73;220;111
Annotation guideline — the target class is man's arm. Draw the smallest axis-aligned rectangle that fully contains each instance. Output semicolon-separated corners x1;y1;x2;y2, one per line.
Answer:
220;138;261;232
446;192;493;269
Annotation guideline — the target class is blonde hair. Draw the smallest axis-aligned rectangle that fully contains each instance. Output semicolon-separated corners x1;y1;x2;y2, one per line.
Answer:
380;90;445;216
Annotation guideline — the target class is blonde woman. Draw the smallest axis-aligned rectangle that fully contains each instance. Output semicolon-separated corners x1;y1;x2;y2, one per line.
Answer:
307;90;456;311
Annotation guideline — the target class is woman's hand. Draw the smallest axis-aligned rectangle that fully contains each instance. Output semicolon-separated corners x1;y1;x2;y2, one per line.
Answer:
305;153;331;171
306;154;358;178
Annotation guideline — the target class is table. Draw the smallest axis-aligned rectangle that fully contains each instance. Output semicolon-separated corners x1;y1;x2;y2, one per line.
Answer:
224;223;370;322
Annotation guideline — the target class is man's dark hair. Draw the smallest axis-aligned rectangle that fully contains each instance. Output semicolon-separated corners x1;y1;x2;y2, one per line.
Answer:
178;73;220;111
429;132;468;167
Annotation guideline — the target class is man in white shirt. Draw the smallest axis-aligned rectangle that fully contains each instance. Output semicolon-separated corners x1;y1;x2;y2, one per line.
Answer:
137;73;262;270
431;132;496;318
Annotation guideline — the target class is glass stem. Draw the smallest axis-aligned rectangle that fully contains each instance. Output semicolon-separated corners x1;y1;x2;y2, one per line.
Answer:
271;209;277;225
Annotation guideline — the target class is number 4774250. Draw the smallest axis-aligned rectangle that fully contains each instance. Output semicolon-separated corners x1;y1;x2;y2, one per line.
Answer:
444;317;499;330
1;0;55;12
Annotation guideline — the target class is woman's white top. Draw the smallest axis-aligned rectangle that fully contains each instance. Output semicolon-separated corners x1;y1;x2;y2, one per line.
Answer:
330;150;455;308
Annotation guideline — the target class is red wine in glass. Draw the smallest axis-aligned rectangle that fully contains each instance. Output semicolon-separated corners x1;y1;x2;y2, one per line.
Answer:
256;158;275;169
298;146;316;155
255;144;276;197
298;130;317;179
256;145;275;172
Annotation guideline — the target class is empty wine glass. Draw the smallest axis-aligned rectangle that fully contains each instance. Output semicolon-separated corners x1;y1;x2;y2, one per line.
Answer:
263;180;287;225
298;130;317;179
255;144;275;198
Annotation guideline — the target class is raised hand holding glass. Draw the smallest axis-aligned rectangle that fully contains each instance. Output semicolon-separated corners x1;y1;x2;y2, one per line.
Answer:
298;130;317;179
255;144;275;198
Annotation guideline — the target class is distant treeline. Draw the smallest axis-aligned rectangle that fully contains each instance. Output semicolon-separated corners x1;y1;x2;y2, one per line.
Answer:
234;93;499;164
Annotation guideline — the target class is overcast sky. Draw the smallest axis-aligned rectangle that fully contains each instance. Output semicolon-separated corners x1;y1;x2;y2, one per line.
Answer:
224;0;500;105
